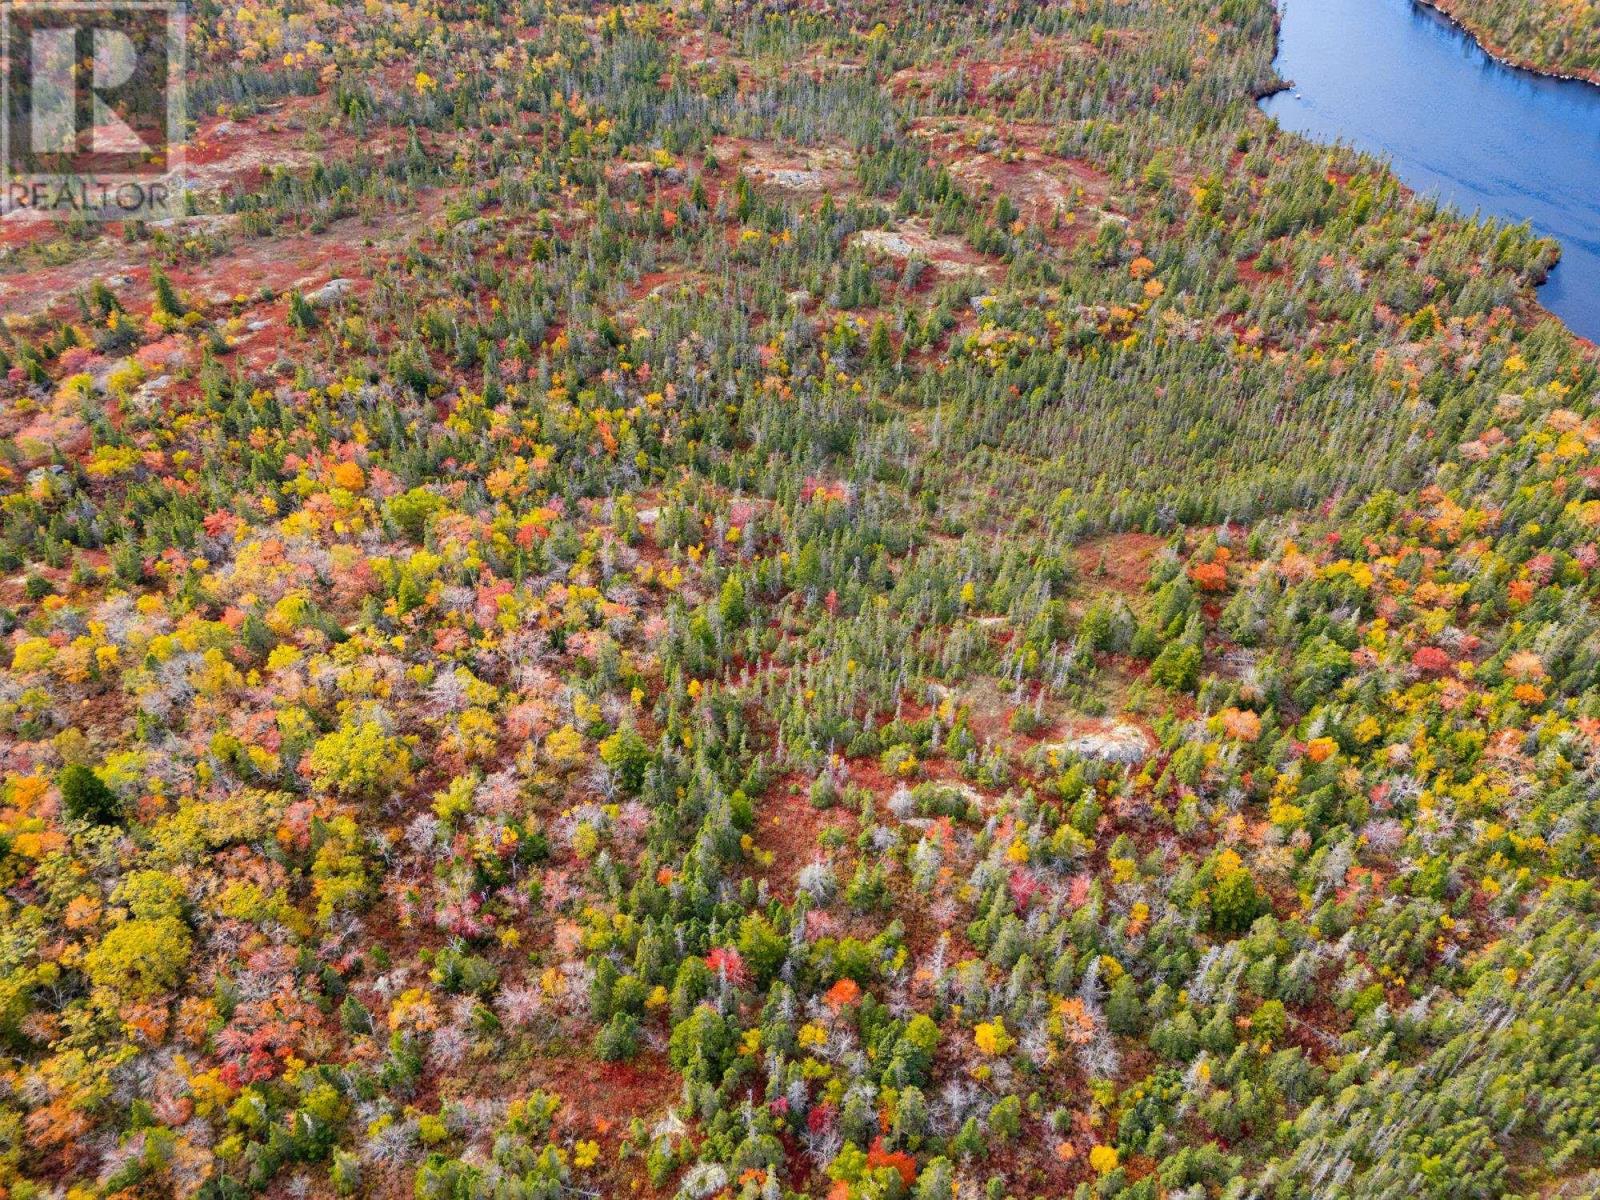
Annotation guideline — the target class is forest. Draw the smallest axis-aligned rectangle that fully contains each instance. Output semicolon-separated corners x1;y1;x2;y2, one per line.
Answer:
0;0;1598;1197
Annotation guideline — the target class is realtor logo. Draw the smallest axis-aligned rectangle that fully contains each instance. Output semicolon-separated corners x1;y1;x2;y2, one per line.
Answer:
2;1;186;218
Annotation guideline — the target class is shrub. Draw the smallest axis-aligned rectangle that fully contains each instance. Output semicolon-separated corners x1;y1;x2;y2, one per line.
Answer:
310;721;412;799
431;945;499;995
669;1005;735;1085
988;1094;1021;1141
736;913;786;985
331;1149;362;1195
596;1011;640;1060
59;764;122;824
599;726;653;793
115;870;187;920
85;917;192;997
387;487;445;542
1210;869;1266;936
1149;639;1202;691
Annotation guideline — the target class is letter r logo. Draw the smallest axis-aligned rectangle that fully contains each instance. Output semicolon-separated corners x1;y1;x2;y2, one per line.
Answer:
2;2;186;218
30;25;148;155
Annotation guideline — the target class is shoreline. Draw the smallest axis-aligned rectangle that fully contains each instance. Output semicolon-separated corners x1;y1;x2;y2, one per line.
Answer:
1412;0;1600;87
1260;0;1599;351
1395;0;1599;347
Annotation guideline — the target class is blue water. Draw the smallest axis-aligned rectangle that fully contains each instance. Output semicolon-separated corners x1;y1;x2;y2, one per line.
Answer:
1261;0;1600;341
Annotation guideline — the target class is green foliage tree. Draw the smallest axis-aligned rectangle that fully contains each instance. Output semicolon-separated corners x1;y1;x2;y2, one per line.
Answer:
59;764;121;824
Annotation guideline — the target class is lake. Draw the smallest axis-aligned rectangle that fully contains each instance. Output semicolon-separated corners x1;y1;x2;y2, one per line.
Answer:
1261;0;1600;342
